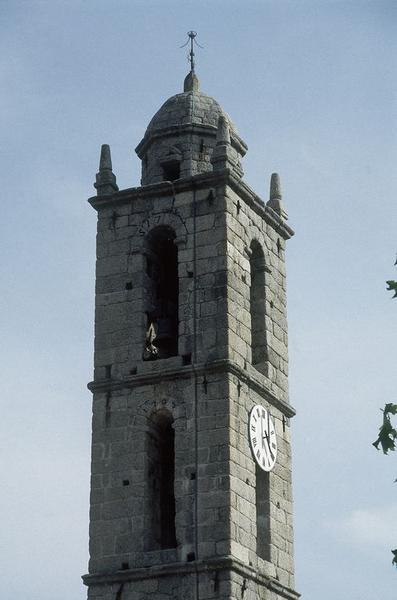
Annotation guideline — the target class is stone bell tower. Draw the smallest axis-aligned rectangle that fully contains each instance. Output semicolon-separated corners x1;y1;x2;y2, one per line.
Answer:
83;62;299;600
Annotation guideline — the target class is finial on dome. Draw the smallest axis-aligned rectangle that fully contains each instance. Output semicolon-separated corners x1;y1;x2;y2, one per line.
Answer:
267;173;287;219
181;31;202;92
94;144;119;196
184;71;200;92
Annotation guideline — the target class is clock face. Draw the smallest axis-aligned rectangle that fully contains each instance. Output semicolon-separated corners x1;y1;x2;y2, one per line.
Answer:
249;405;277;472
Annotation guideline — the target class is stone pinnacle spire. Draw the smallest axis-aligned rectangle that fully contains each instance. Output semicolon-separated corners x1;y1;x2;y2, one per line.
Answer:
270;173;282;200
267;172;287;219
211;116;243;178
211;116;231;171
215;115;231;145
94;144;119;196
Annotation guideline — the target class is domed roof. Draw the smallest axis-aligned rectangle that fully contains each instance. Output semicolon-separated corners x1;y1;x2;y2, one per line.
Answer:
146;90;238;137
136;73;247;158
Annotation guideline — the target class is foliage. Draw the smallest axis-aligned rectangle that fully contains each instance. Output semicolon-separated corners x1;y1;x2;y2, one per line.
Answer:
386;280;397;298
372;403;397;569
372;264;397;567
373;403;397;454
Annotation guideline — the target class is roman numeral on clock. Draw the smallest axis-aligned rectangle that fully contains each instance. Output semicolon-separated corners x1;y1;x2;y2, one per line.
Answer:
249;405;277;472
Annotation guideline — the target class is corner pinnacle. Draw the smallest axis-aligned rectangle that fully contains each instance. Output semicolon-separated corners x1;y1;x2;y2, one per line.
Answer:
215;116;231;146
267;173;287;219
211;115;243;177
270;173;282;200
94;144;119;196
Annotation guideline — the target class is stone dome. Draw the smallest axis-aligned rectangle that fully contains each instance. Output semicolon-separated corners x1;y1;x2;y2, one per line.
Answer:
135;72;247;185
146;91;237;139
136;73;247;158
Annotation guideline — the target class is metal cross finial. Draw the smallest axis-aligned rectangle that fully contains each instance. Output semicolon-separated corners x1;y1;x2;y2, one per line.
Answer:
180;31;203;73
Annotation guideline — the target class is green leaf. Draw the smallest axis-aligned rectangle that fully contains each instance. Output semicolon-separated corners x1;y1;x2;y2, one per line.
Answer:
373;405;397;454
392;549;397;568
386;280;397;298
384;403;397;416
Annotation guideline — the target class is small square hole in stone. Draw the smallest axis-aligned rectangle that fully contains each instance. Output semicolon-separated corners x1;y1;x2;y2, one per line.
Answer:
187;552;196;562
190;472;196;480
123;479;130;486
207;189;215;204
182;353;192;365
121;562;129;570
187;271;193;278
125;281;133;290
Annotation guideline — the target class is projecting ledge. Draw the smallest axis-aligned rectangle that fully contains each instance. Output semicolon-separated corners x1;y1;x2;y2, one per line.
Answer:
87;358;296;418
82;555;300;600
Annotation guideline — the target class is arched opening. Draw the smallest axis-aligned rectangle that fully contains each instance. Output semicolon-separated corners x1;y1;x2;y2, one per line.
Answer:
249;240;267;370
162;160;180;182
256;465;271;561
146;409;177;550
143;226;178;360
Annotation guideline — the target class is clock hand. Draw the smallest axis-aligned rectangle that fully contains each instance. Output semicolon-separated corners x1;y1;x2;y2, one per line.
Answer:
263;431;275;461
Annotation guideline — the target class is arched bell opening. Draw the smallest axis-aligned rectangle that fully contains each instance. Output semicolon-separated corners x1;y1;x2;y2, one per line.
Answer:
145;409;177;550
143;226;179;360
249;240;267;370
256;464;271;561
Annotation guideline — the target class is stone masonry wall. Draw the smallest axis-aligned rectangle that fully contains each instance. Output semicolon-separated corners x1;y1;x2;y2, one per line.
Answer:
87;568;233;600
89;370;231;575
141;130;217;185
227;376;294;590
87;174;296;600
224;185;289;402
93;183;230;382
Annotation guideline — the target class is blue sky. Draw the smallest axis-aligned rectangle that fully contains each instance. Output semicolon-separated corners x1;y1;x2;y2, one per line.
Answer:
1;2;396;599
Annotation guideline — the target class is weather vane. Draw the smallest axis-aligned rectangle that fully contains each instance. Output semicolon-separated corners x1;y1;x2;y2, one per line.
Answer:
180;31;203;73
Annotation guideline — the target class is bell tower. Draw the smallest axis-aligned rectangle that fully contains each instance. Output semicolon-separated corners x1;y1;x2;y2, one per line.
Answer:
83;63;299;600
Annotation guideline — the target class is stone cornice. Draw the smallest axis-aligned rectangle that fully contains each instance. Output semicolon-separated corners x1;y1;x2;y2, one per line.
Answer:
82;555;300;600
135;123;248;158
227;172;295;240
87;358;296;418
88;170;294;240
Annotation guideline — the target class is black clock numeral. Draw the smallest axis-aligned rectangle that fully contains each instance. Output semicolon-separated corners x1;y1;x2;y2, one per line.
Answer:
256;449;260;459
251;424;256;431
252;437;257;447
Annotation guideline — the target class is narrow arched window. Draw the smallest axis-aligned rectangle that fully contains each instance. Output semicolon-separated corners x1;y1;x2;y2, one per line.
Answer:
143;226;178;360
146;410;177;550
249;240;267;370
162;160;180;182
256;465;271;561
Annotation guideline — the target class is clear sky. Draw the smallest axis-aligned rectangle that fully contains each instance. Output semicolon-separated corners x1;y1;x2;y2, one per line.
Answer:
1;1;396;599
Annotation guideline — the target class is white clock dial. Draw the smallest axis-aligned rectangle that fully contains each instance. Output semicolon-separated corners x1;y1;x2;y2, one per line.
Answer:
249;404;277;472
